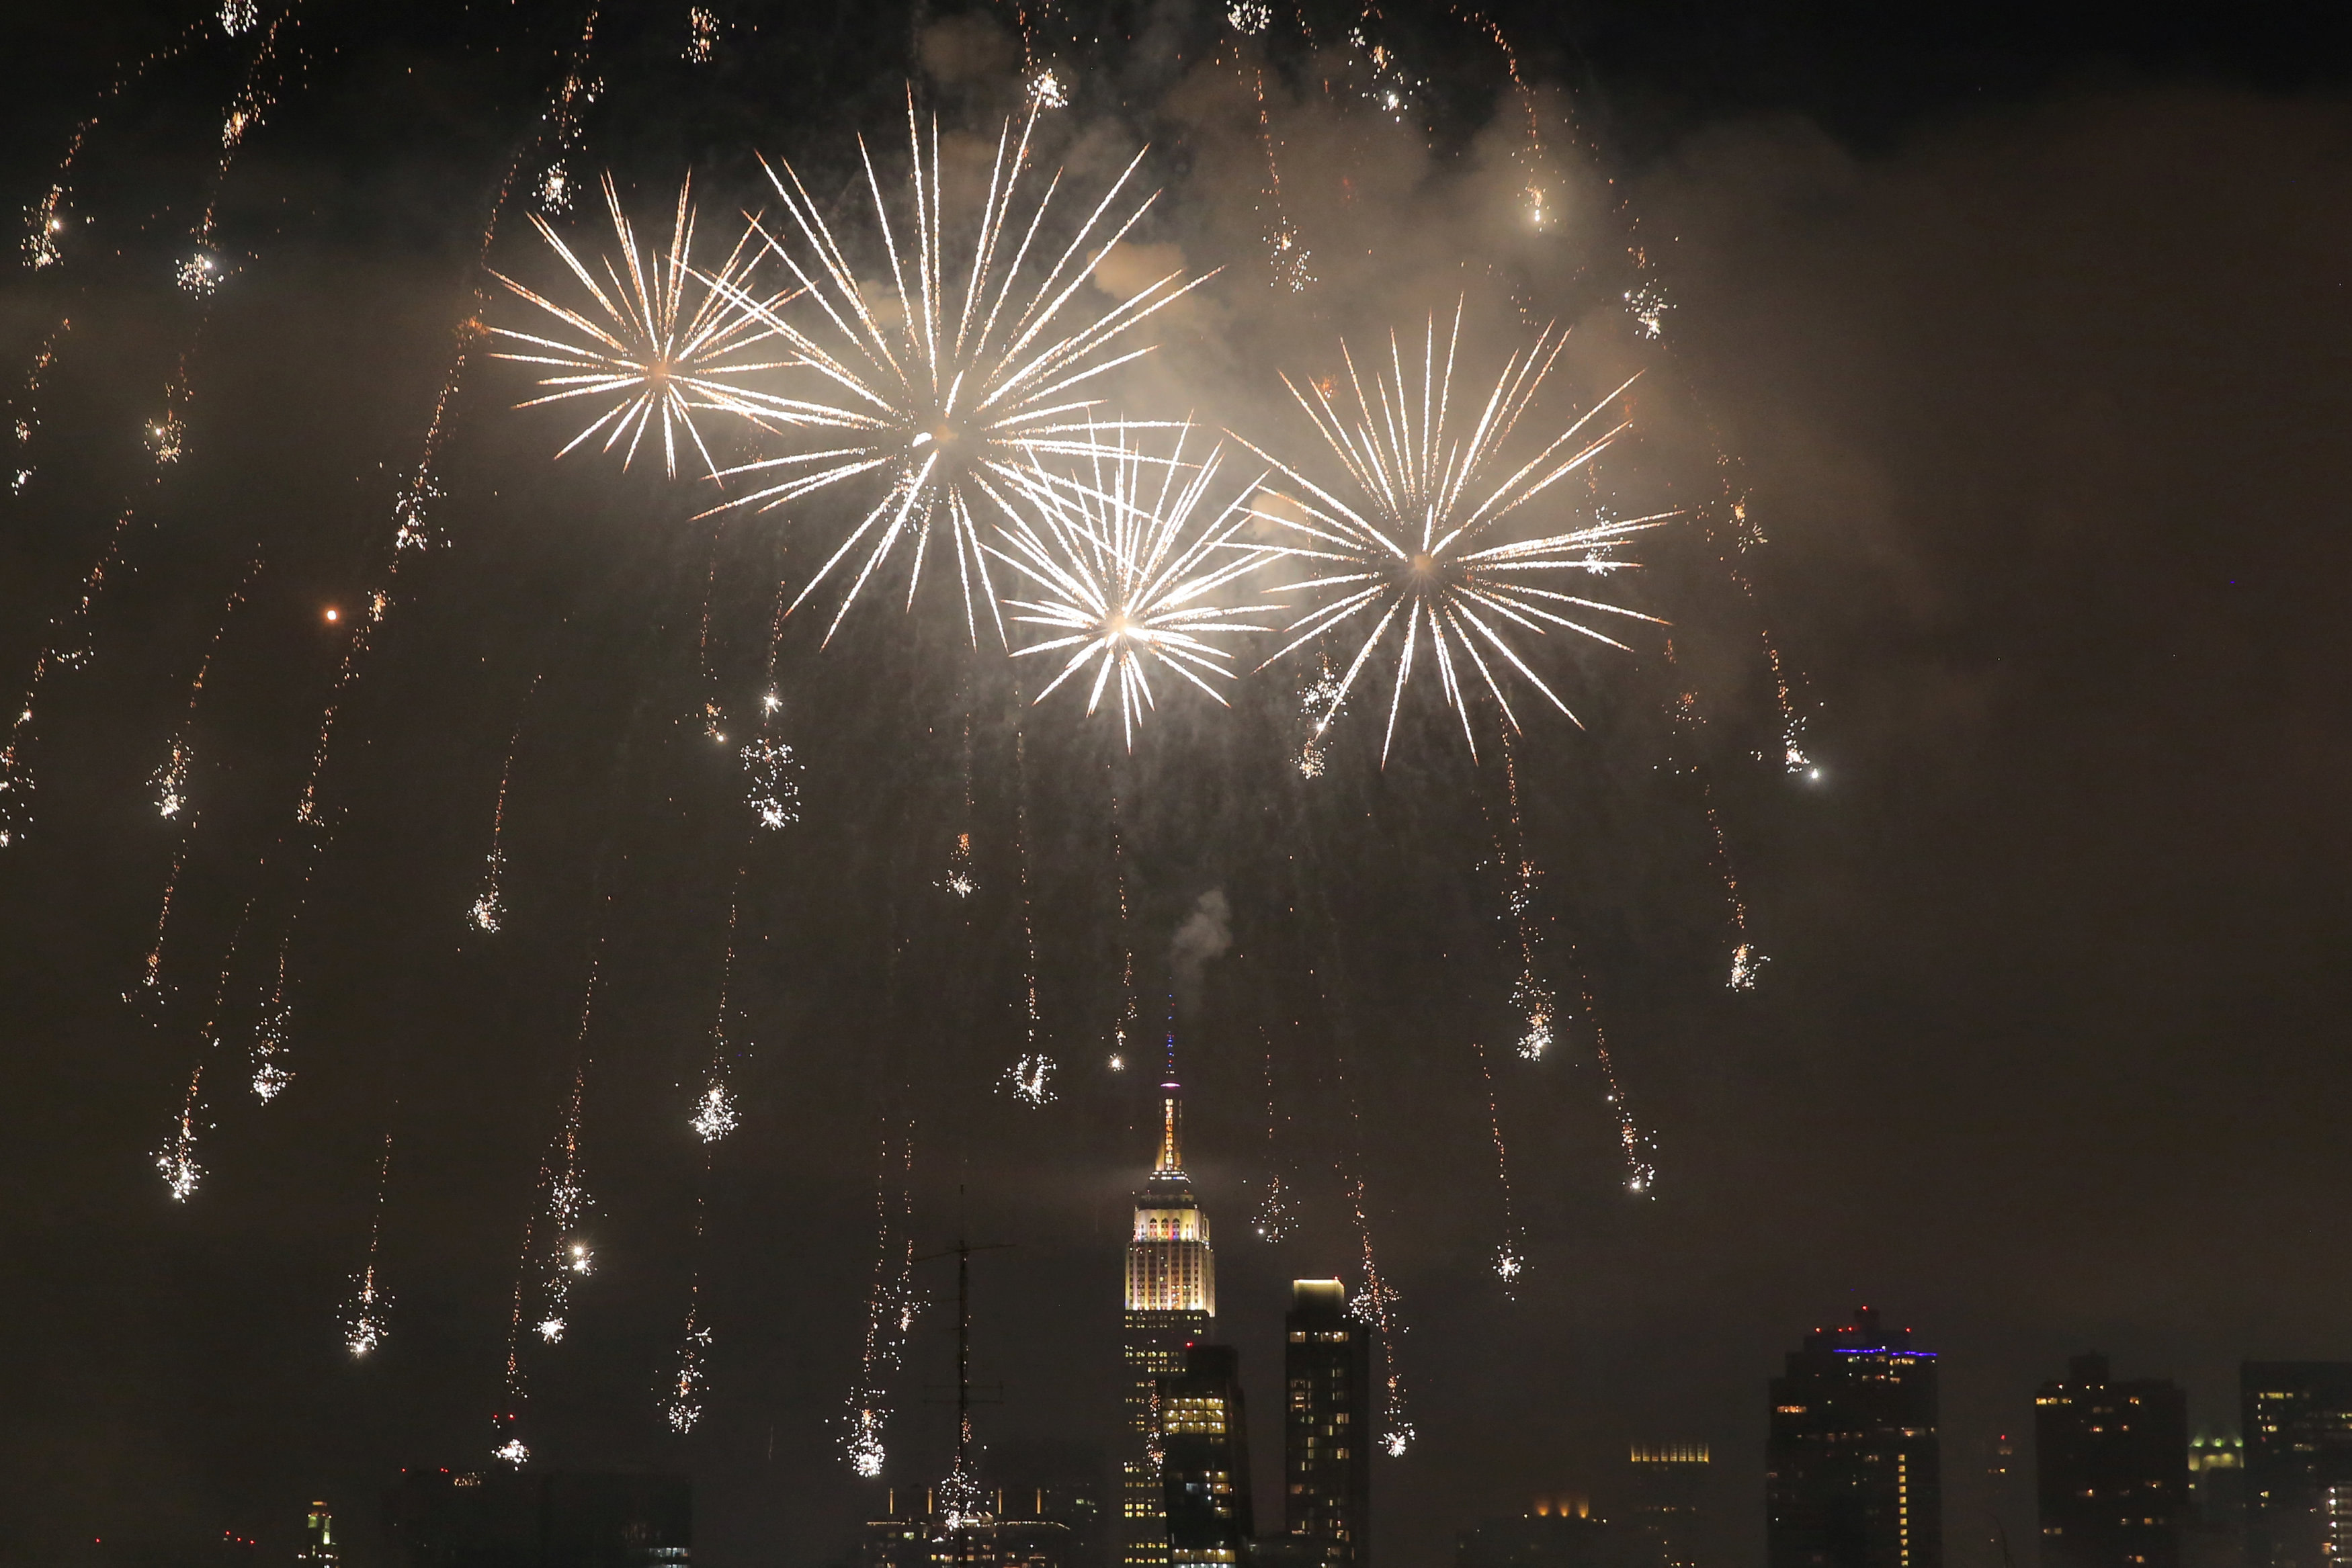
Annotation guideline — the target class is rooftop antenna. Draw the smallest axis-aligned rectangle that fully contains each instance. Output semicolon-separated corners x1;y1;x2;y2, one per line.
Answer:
916;1186;1012;1526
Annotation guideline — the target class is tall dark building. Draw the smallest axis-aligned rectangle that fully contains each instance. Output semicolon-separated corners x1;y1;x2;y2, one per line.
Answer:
2035;1353;2189;1568
382;1469;690;1568
1158;1344;1253;1568
1766;1306;1941;1568
1285;1279;1371;1568
1122;1071;1215;1568
2242;1364;2352;1568
1629;1446;1709;1568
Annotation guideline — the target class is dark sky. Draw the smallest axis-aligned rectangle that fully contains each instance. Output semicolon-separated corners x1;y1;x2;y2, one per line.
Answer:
3;4;2350;1568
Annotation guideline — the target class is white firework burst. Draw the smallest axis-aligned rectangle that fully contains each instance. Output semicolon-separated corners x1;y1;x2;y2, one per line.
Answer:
1243;307;1672;763
988;425;1273;748
1003;1053;1056;1106
740;738;800;828
704;95;1207;645
491;175;790;478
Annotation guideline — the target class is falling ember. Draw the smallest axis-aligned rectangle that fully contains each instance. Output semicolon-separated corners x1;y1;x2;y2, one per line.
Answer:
155;1070;205;1202
665;1322;712;1434
146;413;185;463
251;977;294;1102
175;253;222;295
683;6;719;63
1004;1053;1056;1106
218;0;257;37
941;831;976;898
1243;306;1669;763
537;1317;566;1344
1495;1244;1523;1281
689;1082;739;1143
1625;279;1671;341
1728;943;1767;992
1227;0;1271;31
1030;69;1070;107
739;738;800;829
1253;1174;1291;1244
847;1411;886;1478
493;1438;530;1467
1382;1419;1415;1459
702;95;1207;646
152;740;193;818
344;1269;390;1356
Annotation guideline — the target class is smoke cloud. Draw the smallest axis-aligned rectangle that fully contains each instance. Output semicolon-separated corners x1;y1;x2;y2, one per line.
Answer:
1168;889;1233;1010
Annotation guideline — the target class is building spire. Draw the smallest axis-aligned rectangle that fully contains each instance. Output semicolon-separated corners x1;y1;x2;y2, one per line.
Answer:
1154;1000;1183;1177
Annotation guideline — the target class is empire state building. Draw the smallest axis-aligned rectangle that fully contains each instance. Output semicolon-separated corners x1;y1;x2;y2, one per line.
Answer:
1122;1066;1215;1568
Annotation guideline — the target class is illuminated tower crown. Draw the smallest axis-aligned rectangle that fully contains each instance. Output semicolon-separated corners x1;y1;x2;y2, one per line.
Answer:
1126;1053;1214;1314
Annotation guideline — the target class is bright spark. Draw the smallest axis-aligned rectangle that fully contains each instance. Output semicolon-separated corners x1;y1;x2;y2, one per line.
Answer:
990;425;1274;748
1005;1053;1056;1106
1495;1243;1523;1281
691;1082;739;1142
491;175;790;479
704;95;1207;646
1728;943;1767;992
1243;306;1670;764
493;1438;530;1467
740;738;800;828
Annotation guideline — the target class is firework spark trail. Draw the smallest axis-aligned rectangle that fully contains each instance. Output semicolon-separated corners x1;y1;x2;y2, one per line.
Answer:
1003;729;1054;1105
489;173;792;479
2;3;317;841
1591;1008;1656;1194
530;1006;598;1347
21;18;209;271
989;423;1275;749
1492;734;1555;1059
470;673;543;934
1105;780;1138;1070
1252;1038;1291;1242
1470;1040;1524;1290
1341;1172;1414;1458
343;1126;396;1354
702;93;1212;646
1658;642;1767;989
661;1184;714;1434
295;2;604;835
1242;305;1671;763
128;558;263;1008
151;899;254;1200
9;318;69;494
845;1121;917;1475
493;1202;538;1465
941;713;978;897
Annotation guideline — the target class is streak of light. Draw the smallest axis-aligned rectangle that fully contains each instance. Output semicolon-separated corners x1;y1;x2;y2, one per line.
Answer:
490;174;790;478
471;674;542;933
1252;1042;1291;1243
941;715;977;898
1470;1040;1523;1293
152;902;253;1200
989;423;1274;749
1342;1176;1413;1458
1241;306;1669;763
702;93;1208;646
344;1127;396;1354
1005;729;1052;1104
845;1123;917;1475
1592;1014;1656;1194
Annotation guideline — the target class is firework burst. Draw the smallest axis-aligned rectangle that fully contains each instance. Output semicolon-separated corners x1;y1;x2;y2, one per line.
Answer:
490;175;789;478
704;95;1208;645
989;425;1274;748
1243;308;1671;762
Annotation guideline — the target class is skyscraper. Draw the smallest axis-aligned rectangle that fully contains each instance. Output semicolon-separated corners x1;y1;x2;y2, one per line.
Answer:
1286;1278;1371;1568
1123;1070;1215;1568
1766;1305;1941;1568
2035;1353;2189;1568
2242;1364;2352;1568
1160;1344;1255;1568
1630;1446;1710;1568
296;1501;340;1567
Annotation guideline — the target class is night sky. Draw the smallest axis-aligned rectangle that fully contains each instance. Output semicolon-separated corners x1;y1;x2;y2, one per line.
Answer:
3;4;2351;1567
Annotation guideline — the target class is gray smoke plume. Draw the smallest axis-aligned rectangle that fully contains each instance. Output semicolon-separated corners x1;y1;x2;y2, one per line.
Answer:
1168;889;1233;1011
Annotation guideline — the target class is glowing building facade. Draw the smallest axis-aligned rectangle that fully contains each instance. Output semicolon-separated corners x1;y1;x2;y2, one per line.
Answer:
1123;1076;1215;1568
1161;1343;1255;1568
1631;1445;1711;1568
1766;1306;1942;1568
1286;1278;1371;1568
